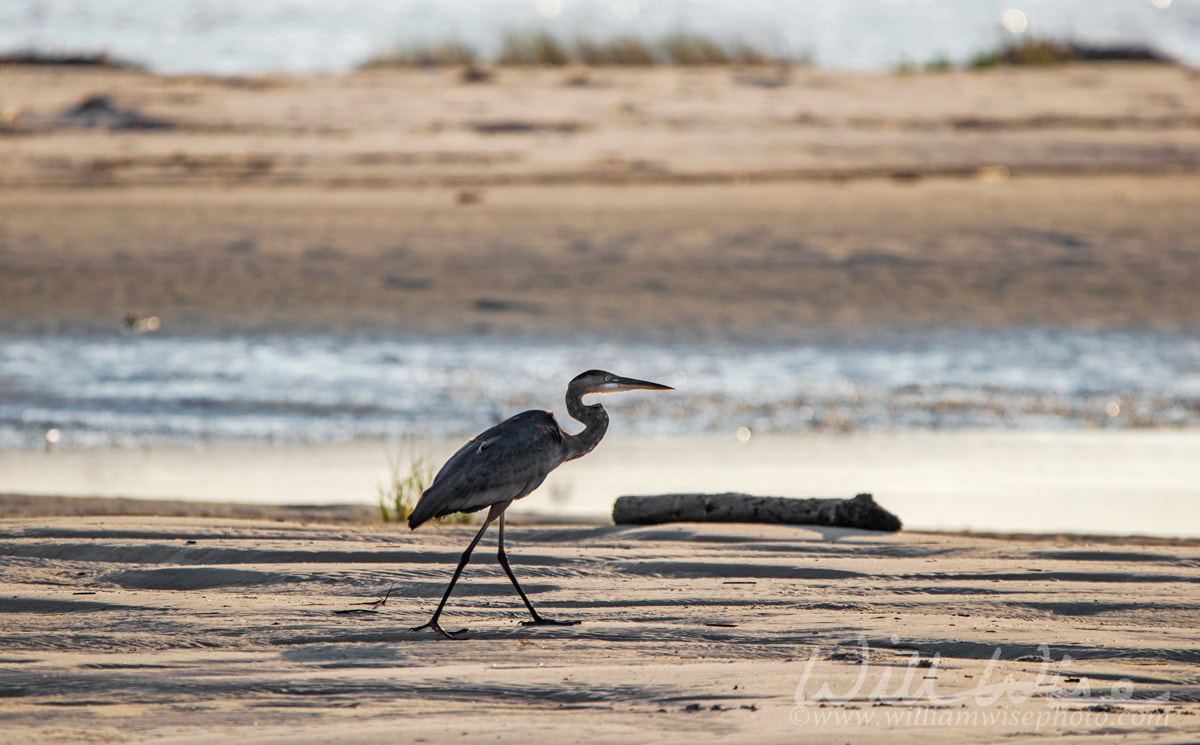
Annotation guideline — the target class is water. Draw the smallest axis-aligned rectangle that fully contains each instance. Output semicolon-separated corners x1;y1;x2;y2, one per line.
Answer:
0;0;1196;75
3;328;1199;450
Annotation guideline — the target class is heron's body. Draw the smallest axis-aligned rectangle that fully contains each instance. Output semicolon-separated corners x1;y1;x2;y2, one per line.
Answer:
407;410;576;528
407;369;671;637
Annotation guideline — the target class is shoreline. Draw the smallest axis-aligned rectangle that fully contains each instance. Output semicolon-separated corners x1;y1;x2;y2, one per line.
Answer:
5;429;1200;539
4;495;1200;548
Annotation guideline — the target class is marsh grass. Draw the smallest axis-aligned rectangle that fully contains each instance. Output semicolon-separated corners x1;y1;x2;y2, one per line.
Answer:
361;30;787;69
893;39;1174;74
659;33;732;65
361;40;477;69
0;50;143;69
498;30;572;66
575;36;657;66
894;56;954;74
970;39;1172;68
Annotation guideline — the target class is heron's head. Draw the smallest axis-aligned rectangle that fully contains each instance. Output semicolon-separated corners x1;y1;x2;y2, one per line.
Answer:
570;369;674;396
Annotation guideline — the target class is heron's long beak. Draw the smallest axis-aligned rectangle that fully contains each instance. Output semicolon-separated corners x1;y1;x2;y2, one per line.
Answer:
603;375;674;393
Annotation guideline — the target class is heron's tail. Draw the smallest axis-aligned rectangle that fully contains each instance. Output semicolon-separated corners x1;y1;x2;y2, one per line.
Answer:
406;493;435;530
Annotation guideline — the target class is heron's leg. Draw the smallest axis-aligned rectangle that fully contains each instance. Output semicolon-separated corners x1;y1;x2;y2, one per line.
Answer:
496;510;580;627
411;517;493;638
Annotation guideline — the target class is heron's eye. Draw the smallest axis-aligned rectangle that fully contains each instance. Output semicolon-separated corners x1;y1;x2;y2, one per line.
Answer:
604;376;611;382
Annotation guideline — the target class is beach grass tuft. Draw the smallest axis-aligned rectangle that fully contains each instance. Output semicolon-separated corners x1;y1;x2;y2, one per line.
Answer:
892;38;1175;74
498;30;573;66
376;451;430;523
362;30;787;70
575;35;657;66
361;40;478;69
377;449;471;525
970;38;1173;69
659;33;733;65
0;50;144;69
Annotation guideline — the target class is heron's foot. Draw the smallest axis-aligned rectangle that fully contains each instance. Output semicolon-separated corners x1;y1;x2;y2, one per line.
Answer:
520;616;581;627
410;619;469;639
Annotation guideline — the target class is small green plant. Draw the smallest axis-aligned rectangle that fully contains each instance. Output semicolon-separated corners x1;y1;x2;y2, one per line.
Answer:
970;40;1074;68
660;33;732;65
969;39;1171;69
575;35;657;66
360;30;791;71
376;452;428;523
923;55;953;72
361;40;478;69
377;449;472;525
498;30;571;66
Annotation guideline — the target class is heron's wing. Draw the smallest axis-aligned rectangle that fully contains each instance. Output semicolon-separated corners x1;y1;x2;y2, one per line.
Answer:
407;410;566;528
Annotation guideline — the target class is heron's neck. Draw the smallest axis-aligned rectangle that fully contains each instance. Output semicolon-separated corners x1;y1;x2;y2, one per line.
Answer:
563;387;609;461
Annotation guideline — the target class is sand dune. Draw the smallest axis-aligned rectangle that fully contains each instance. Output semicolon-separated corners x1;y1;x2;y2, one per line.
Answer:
1;516;1197;743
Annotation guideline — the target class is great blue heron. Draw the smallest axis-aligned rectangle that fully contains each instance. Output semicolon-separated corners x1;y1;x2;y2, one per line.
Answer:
408;369;673;637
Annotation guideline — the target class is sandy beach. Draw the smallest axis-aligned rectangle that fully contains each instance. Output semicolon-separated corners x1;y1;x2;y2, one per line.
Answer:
2;65;1200;335
3;61;1200;742
1;516;1197;744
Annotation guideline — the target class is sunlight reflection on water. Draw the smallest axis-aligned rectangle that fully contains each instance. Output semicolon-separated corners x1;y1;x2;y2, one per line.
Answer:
2;328;1198;449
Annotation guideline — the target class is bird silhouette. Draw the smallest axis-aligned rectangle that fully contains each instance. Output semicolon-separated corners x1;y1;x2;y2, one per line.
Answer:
408;369;673;637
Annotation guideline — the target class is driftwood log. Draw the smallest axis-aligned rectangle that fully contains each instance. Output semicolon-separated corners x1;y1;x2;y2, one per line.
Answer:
611;492;902;532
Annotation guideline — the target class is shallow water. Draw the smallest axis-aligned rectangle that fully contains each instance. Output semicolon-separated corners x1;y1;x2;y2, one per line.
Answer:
3;328;1199;450
1;0;1196;74
4;430;1199;536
